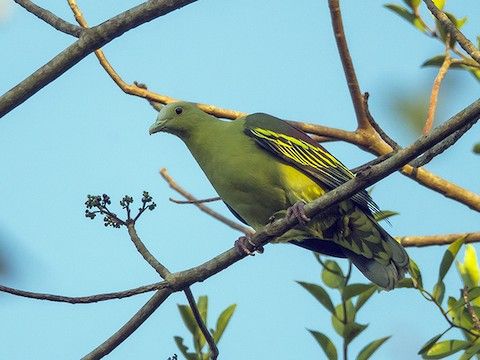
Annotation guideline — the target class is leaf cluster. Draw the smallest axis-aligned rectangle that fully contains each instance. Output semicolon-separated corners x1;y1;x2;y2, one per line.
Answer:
409;238;480;359
298;256;389;360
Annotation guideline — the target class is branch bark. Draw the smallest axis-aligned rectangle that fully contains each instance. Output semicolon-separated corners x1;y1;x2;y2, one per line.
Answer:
399;232;480;247
81;289;173;360
13;0;82;37
0;282;165;304
328;0;368;129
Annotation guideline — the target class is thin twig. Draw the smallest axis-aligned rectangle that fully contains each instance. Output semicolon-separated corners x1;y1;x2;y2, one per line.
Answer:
342;261;353;360
0;282;166;304
126;222;171;278
328;0;368;129
363;92;401;150
423;0;480;64
423;39;451;135
399;232;480;247
13;0;82;37
160;168;254;235
170;196;222;205
184;288;219;360
420;288;479;337
463;287;480;332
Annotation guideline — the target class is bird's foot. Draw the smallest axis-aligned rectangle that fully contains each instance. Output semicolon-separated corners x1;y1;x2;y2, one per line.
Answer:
234;235;264;256
287;201;311;225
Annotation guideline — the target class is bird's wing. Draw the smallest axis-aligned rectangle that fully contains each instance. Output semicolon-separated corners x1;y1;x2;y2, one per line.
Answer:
244;113;379;213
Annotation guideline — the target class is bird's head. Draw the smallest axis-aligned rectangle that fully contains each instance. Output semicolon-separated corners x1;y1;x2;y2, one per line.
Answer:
149;101;206;139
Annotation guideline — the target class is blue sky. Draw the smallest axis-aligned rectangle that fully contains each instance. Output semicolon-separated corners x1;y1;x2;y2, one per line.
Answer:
0;0;479;359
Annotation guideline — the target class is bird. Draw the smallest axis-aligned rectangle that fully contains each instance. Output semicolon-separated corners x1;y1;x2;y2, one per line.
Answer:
149;102;409;289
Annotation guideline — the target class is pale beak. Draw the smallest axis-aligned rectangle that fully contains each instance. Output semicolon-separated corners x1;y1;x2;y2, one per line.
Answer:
149;118;170;135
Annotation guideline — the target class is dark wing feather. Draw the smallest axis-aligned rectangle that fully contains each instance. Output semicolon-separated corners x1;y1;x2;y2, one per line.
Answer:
244;113;379;213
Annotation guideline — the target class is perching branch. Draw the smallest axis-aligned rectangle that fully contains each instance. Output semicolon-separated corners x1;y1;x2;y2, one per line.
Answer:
13;0;82;37
423;0;480;65
0;282;166;304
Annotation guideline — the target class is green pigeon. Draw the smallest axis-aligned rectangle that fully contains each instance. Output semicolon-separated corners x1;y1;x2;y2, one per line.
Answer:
149;102;409;289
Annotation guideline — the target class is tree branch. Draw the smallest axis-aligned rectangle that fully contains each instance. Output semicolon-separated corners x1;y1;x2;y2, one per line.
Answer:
423;0;480;64
13;0;83;37
423;40;451;134
328;0;368;129
410;120;475;168
0;282;166;304
81;288;173;360
0;0;199;118
399;232;480;247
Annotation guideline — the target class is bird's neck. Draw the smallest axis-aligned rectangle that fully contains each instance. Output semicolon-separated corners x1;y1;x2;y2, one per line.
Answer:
182;116;232;166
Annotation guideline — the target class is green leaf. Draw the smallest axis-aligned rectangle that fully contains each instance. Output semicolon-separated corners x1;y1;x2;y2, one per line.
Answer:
460;245;480;288
356;336;391;360
396;278;415;288
473;143;480;154
373;210;399;222
173;336;198;360
384;4;426;32
418;333;444;355
423;340;470;359
438;237;465;281
213;304;236;344
459;339;480;360
309;330;338;360
332;301;358;338
432;281;445;304
432;0;445;9
402;0;421;11
178;304;197;335
422;55;465;69
297;281;335;313
321;260;345;289
409;259;423;289
344;322;368;345
355;285;378;311
343;284;376;302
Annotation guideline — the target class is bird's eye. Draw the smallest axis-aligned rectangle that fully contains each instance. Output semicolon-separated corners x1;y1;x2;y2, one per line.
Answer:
175;107;183;115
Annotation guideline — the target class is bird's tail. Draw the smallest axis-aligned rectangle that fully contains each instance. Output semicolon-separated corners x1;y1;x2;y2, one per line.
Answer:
345;225;409;290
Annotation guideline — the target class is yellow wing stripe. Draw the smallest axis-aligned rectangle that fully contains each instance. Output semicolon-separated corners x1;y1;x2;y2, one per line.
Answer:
250;127;354;176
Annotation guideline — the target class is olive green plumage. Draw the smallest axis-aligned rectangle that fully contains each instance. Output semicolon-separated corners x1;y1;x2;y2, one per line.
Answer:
149;102;409;289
